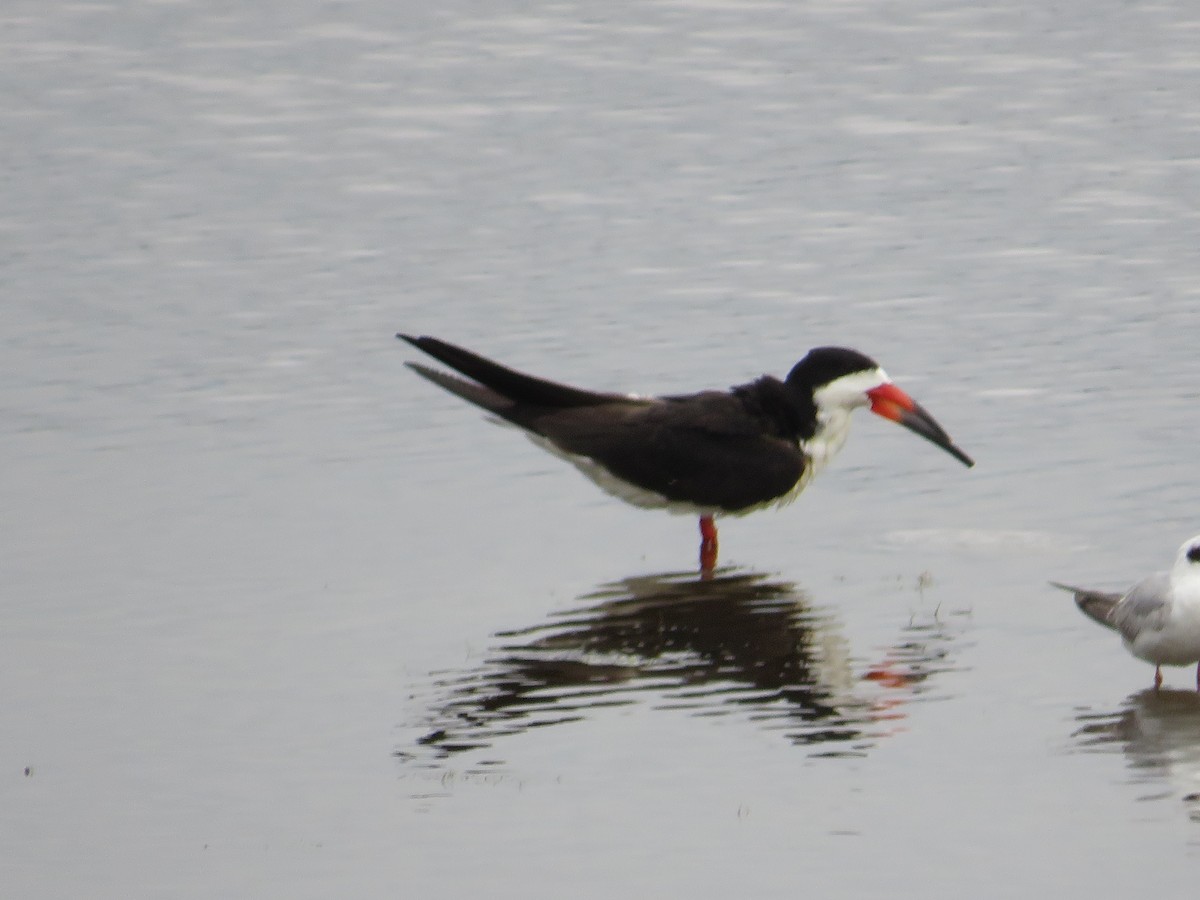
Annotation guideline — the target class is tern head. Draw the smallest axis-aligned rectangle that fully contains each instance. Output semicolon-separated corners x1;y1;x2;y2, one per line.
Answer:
1171;534;1200;583
786;347;974;468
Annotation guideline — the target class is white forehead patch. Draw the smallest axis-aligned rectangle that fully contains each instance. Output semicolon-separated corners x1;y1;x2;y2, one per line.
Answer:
812;367;889;411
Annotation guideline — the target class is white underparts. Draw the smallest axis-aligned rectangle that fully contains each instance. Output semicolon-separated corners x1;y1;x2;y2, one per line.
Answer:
526;417;855;518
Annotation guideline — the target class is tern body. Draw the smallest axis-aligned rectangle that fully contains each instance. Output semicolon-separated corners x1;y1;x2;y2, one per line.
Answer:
1054;535;1200;689
400;334;973;569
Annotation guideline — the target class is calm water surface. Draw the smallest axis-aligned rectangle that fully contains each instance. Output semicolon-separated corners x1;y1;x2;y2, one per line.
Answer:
4;0;1200;897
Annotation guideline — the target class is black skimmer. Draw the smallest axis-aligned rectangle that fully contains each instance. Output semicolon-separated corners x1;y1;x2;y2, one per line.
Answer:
1053;536;1200;690
399;334;973;569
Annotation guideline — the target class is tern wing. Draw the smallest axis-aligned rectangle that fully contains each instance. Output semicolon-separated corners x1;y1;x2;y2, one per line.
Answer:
1050;581;1122;631
1111;572;1172;643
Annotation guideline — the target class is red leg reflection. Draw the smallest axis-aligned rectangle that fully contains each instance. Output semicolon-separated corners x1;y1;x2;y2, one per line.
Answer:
699;515;718;574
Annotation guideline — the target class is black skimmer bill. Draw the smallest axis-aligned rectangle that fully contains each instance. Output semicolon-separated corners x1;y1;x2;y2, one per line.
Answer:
1053;536;1200;691
399;334;974;569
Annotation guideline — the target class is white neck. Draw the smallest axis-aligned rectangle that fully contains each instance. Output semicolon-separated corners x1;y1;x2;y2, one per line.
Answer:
802;367;890;477
801;407;854;479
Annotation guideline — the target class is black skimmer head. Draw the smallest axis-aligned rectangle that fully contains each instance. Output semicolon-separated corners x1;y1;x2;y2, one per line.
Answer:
786;347;975;470
399;334;973;569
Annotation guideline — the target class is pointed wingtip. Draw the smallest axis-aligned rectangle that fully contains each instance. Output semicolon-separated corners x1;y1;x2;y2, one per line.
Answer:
396;332;418;345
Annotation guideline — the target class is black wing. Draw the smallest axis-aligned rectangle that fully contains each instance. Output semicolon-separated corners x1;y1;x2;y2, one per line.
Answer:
401;334;806;511
530;392;808;512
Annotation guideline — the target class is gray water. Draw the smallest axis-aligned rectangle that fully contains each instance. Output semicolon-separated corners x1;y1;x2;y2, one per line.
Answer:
4;0;1200;896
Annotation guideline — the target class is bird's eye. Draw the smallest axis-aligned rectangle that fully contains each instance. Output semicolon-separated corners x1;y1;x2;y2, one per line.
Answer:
1189;544;1200;563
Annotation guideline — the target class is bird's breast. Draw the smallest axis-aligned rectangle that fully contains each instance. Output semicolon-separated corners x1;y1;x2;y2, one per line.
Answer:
1126;603;1200;666
800;409;854;478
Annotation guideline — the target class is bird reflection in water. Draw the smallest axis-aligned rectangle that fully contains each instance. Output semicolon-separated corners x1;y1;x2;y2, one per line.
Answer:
1072;690;1200;818
400;568;965;769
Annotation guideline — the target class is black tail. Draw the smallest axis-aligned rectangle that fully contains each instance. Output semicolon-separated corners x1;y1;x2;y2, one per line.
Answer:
405;362;515;418
398;334;623;409
1049;581;1120;631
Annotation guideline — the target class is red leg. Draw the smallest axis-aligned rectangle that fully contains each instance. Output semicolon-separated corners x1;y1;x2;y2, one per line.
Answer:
1154;665;1163;690
699;515;718;573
